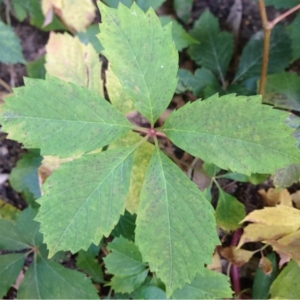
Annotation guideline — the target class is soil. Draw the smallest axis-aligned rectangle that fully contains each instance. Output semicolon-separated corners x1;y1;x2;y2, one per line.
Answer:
0;0;295;298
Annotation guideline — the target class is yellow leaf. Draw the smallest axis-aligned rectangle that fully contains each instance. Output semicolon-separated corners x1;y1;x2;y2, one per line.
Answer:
238;223;297;248
106;65;135;115
207;250;222;272
42;0;95;32
258;188;292;206
241;206;300;229
46;32;102;96
109;132;155;214
220;246;254;267
268;230;300;264
0;199;20;222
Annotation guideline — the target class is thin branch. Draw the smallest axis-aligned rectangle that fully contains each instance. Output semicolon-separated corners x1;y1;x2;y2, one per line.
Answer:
0;78;13;93
269;4;300;28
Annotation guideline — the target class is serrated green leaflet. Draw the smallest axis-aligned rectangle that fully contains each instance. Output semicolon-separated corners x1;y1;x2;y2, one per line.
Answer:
215;187;246;232
104;236;147;277
18;255;98;299
135;146;218;297
270;260;300;299
36;146;136;257
164;94;300;174
98;2;178;125
0;253;26;298
172;268;233;299
188;10;233;84
0;76;132;157
109;270;148;293
0;20;25;64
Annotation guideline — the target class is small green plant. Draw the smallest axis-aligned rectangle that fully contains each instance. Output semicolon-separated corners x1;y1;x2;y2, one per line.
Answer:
1;0;300;298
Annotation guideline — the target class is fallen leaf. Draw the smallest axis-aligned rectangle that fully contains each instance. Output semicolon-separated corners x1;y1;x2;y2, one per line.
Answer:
258;188;292;206
220;246;254;267
241;206;300;229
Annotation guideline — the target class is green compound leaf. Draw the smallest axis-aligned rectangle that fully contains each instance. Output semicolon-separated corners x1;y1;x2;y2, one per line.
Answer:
0;20;25;64
98;2;178;125
18;255;98;299
77;250;104;283
0;76;132;157
160;16;198;51
188;10;234;83
104;236;147;277
174;0;193;22
263;72;300;112
36;147;136;257
163;94;300;175
10;149;42;199
136;146;219;297
289;14;300;63
172;268;233;299
215;187;246;232
104;236;148;293
270;260;300;299
0;253;26;298
233;26;292;83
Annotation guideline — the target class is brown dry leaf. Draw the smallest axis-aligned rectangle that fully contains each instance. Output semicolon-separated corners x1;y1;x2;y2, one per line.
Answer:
258;188;292;207
258;255;273;275
207;250;222;272
42;0;95;32
241;206;300;229
291;191;300;209
237;223;297;248
46;32;102;96
220;246;254;267
268;230;300;264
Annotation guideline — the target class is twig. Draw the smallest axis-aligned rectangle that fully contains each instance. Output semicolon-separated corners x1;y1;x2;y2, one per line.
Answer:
0;78;13;92
258;0;300;96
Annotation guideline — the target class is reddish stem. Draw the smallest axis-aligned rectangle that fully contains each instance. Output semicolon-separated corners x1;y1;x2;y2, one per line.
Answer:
231;228;243;298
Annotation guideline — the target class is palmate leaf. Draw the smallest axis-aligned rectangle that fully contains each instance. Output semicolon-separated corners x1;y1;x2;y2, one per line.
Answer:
163;94;300;175
0;76;132;157
188;10;234;83
98;2;178;125
36;146;136;257
136;146;219;297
